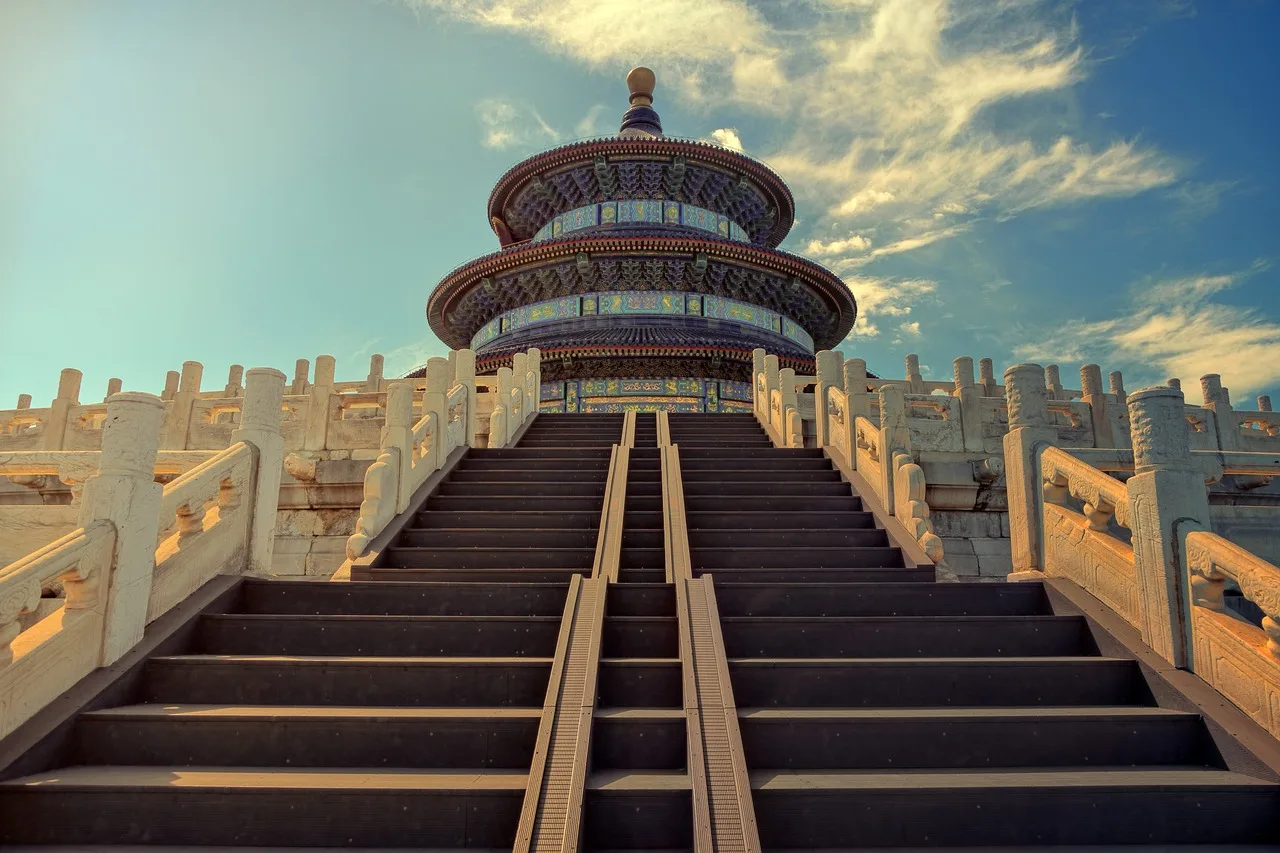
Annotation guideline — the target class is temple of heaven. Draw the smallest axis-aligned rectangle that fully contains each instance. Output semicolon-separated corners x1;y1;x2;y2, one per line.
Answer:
424;67;857;413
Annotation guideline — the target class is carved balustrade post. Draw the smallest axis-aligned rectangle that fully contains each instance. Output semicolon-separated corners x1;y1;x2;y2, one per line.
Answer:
17;394;31;409
379;381;415;514
979;358;996;397
291;359;310;395
224;365;244;399
1201;374;1239;452
814;350;843;450
905;354;924;394
763;354;780;427
1003;363;1058;581
455;349;478;446
1045;365;1064;401
232;368;286;572
161;370;180;402
954;356;984;453
752;348;766;417
528;348;542;417
1259;395;1273;413
778;367;798;447
494;366;514;449
162;361;203;450
1110;371;1127;407
366;354;385;392
43;368;82;450
78;391;165;665
1080;364;1117;449
302;356;335;452
1167;377;1181;391
512;352;530;423
843;357;871;424
105;378;123;402
1126;385;1211;667
424;358;451;469
877;385;910;512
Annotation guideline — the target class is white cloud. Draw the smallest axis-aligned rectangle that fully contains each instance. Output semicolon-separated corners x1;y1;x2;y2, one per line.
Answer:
418;0;1190;297
843;274;938;339
573;103;611;138
899;320;922;337
707;127;744;151
1013;261;1279;400
476;98;559;149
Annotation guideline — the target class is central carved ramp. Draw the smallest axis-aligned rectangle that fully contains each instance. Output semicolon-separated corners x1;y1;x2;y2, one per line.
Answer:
668;412;1280;849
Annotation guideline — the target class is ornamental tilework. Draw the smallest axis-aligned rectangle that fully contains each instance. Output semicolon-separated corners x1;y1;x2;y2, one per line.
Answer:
720;399;753;412
532;200;752;243
477;291;815;353
707;381;720;413
540;382;565;401
565;382;579;413
720;380;753;402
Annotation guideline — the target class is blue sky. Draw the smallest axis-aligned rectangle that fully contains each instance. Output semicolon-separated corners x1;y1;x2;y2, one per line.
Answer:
2;0;1278;407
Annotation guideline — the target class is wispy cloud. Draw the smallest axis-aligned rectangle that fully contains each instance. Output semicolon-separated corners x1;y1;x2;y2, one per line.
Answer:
841;274;938;340
476;98;559;149
1013;260;1279;400
573;103;611;138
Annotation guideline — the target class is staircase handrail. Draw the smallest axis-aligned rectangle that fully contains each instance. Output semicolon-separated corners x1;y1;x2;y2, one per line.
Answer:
148;442;255;623
0;520;113;663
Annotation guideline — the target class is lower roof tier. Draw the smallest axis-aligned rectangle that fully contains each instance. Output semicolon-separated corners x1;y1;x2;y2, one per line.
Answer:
427;233;856;351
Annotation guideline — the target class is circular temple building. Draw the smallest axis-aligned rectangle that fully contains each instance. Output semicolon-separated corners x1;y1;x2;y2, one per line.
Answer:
423;67;856;413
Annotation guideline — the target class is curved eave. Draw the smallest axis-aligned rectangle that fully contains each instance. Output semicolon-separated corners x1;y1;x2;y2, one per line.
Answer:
486;137;795;248
427;234;857;351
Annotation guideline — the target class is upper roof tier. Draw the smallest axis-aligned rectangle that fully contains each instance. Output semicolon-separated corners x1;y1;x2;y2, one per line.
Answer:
486;68;796;250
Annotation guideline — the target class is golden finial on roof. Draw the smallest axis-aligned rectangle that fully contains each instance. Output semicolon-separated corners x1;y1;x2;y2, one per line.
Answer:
626;66;656;107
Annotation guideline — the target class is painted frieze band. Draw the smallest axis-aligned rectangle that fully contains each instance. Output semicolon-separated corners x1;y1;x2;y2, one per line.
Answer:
532;200;750;243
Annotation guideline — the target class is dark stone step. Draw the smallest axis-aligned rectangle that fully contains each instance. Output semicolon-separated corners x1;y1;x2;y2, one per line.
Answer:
197;614;562;657
719;615;1096;658
727;657;1150;707
691;546;903;569
413;510;600;530
448;468;608;482
681;457;833;471
679;447;823;458
685;494;861;512
618;568;667;584
477;448;610;458
622;529;663;549
620;548;665;570
75;705;542;768
357;567;589;584
712;581;1050;618
399;528;599;549
382;547;595;570
627;481;663;497
682;481;851;498
143;655;552;706
696;567;933;584
598;659;683;708
592;710;688;770
737;706;1213;770
750;768;1280;847
623;511;663;529
583;774;693;850
426;495;602;512
436;480;606;497
456;458;610;471
603;617;679;658
680;468;842;483
689;528;888;549
0;767;525;848
607;584;676;617
685;510;871;529
239;579;569;617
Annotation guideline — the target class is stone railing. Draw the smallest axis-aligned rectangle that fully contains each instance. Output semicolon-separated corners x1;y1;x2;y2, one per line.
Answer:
1003;367;1280;738
1186;529;1280;738
0;369;285;738
345;350;539;559
759;349;943;564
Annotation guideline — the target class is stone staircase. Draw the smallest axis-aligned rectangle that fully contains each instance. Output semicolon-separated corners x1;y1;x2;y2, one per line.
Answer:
1;411;1278;850
671;412;1280;849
